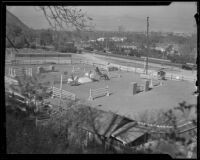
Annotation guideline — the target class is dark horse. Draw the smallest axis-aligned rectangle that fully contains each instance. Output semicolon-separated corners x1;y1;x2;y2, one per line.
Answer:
95;67;109;80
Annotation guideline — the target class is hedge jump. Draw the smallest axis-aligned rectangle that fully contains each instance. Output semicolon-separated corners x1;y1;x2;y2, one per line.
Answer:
52;86;76;101
88;86;110;100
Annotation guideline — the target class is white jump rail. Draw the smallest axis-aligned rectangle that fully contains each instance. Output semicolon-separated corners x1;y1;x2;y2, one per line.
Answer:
5;76;19;85
88;86;110;100
52;86;76;101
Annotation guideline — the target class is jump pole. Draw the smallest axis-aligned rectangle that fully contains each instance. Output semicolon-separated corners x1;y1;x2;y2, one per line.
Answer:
89;88;92;100
59;74;63;106
106;85;109;96
150;78;153;88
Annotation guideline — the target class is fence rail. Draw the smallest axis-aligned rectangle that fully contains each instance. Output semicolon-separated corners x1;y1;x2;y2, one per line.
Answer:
52;86;76;101
72;60;196;83
89;86;109;100
10;59;72;65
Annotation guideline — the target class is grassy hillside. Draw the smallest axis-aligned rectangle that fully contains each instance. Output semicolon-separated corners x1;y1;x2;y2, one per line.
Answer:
6;10;36;48
6;9;30;32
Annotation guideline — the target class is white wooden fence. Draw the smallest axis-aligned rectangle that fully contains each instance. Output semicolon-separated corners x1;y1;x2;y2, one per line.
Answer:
88;86;110;100
52;86;76;101
5;76;19;85
11;59;72;65
8;67;32;77
78;60;196;83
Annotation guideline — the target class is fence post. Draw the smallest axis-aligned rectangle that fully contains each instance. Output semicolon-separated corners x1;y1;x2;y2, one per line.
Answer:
31;68;32;77
150;78;153;88
144;80;150;92
60;74;63;100
51;86;54;99
88;88;93;100
106;86;109;96
132;82;137;95
171;74;172;80
35;116;38;128
8;67;10;76
10;68;12;77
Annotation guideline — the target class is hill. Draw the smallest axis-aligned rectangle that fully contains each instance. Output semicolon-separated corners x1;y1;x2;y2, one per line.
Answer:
6;10;36;48
6;9;30;32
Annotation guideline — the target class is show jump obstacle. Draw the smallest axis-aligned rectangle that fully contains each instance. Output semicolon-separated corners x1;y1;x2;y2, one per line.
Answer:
131;80;150;95
8;67;32;78
88;86;110;100
51;86;76;101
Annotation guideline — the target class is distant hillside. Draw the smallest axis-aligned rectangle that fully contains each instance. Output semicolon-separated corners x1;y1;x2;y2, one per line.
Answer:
6;10;36;48
6;9;30;33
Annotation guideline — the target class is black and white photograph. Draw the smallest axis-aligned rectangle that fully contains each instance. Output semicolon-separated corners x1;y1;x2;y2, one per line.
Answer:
3;1;198;157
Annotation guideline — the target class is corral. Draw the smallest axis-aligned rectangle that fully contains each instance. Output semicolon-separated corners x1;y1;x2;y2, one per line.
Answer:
5;52;197;121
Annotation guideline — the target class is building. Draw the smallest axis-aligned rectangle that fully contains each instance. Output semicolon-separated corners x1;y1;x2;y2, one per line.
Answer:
97;37;105;42
78;106;149;151
110;37;127;42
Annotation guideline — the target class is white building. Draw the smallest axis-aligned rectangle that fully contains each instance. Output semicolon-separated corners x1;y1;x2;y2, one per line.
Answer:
97;37;105;42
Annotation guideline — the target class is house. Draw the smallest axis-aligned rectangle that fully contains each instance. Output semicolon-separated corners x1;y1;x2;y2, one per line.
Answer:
97;37;105;42
117;43;137;50
154;46;165;52
110;37;127;42
77;106;149;150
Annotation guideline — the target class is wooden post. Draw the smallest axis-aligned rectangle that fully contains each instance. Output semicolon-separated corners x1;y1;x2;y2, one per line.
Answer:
144;80;150;92
35;116;38;127
13;69;16;77
60;74;63;99
51;86;54;99
171;74;172;80
8;67;10;76
150;78;153;88
10;68;12;77
30;68;32;77
89;88;92;100
132;82;137;95
106;86;109;96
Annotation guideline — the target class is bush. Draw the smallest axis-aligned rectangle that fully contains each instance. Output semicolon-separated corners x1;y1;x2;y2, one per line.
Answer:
14;36;26;49
29;43;36;49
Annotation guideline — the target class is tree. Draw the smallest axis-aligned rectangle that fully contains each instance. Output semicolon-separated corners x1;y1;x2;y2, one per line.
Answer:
136;101;197;158
40;29;53;47
37;6;93;31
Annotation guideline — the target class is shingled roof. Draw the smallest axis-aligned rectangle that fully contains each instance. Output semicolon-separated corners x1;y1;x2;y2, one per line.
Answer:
79;106;148;145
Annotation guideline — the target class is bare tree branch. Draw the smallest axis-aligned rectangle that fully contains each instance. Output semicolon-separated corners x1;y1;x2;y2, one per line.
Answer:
37;6;93;31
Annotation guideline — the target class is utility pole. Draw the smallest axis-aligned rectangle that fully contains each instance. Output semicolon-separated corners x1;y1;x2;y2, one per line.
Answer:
145;17;149;75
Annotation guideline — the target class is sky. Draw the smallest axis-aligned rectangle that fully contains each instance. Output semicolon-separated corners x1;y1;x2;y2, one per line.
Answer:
7;2;197;33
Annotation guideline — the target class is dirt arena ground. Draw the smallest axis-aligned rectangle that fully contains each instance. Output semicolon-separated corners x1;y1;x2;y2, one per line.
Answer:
5;53;197;121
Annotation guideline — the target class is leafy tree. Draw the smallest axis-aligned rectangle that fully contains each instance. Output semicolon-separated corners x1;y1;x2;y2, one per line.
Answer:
40;29;53;47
